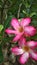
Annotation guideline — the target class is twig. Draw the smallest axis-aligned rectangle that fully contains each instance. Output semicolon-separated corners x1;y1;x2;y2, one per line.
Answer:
1;0;8;24
17;3;22;19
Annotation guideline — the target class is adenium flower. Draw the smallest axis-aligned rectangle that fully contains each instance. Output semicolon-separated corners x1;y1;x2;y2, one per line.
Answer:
11;37;37;64
5;18;36;42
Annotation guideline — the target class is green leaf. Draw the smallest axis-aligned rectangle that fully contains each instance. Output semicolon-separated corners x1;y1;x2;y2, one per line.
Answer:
3;15;15;31
31;20;37;27
0;44;4;63
2;37;13;43
30;12;36;17
23;10;27;14
0;25;3;32
26;34;37;41
31;34;37;41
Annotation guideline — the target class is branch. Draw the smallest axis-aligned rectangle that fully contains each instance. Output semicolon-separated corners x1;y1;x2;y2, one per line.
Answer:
17;3;22;19
1;0;8;24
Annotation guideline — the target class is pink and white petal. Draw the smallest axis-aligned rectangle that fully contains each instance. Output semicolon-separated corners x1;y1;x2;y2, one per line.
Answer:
5;29;20;34
36;42;37;45
25;26;36;36
18;37;26;47
20;17;31;27
13;33;22;42
11;18;20;30
27;41;37;48
11;47;24;55
19;52;29;64
30;51;37;60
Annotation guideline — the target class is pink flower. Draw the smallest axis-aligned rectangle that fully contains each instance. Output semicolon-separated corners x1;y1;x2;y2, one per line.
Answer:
5;18;36;42
11;37;37;64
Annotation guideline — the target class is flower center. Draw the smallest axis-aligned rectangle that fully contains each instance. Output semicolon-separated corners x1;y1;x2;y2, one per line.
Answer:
23;46;30;52
18;26;24;32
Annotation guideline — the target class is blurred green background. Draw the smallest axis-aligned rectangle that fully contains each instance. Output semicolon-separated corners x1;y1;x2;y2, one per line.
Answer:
0;0;37;65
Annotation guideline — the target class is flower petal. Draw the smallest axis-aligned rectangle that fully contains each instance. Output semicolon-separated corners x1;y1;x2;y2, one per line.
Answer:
13;33;22;42
20;17;31;27
25;26;36;36
11;18;20;30
18;37;26;47
11;47;24;55
36;42;37;46
5;29;20;34
19;52;29;64
27;41;37;48
30;51;37;60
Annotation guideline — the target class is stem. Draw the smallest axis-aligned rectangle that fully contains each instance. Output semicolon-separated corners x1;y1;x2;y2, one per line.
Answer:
17;3;22;19
1;0;7;24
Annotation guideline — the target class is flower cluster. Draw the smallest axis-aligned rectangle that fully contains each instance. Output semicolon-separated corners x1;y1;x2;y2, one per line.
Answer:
5;17;37;64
